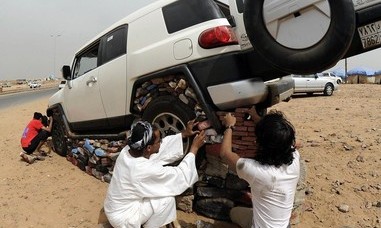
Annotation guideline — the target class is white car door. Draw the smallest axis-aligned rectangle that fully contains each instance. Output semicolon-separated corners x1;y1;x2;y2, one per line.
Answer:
307;74;324;91
97;27;128;119
64;43;107;123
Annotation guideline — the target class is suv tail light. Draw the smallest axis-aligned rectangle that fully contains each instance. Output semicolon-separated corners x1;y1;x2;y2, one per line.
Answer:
199;26;238;49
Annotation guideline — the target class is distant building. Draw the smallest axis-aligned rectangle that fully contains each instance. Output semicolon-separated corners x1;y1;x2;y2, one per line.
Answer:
16;79;27;84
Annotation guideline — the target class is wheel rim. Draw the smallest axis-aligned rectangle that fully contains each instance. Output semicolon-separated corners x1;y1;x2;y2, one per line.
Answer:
263;0;330;49
152;112;189;153
326;85;333;95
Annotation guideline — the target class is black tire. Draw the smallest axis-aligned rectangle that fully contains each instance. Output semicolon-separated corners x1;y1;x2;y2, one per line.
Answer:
142;96;196;153
244;0;355;74
51;111;68;156
323;83;334;96
194;198;235;221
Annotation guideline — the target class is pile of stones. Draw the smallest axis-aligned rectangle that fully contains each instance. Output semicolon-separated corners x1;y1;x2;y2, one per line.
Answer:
66;139;126;183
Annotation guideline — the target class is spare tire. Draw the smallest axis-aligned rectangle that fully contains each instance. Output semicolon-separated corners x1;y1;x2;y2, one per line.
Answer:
244;0;355;74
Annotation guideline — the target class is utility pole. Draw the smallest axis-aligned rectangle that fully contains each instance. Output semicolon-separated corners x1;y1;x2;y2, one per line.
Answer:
345;58;348;83
51;34;61;78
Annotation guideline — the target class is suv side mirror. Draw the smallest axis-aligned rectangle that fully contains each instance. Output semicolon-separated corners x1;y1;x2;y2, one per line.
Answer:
314;74;318;79
62;65;71;80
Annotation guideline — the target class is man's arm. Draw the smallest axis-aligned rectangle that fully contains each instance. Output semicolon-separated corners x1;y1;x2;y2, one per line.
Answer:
220;113;240;173
41;117;53;132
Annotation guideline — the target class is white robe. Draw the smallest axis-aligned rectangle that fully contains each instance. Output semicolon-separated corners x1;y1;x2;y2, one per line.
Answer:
104;133;198;228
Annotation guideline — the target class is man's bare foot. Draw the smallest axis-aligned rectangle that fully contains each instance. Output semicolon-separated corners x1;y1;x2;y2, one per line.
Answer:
20;152;36;164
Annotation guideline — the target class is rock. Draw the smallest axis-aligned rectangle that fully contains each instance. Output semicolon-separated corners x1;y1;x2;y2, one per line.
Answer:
176;194;194;213
343;143;353;151
338;204;350;213
305;187;314;195
356;137;364;142
356;155;365;162
365;201;373;209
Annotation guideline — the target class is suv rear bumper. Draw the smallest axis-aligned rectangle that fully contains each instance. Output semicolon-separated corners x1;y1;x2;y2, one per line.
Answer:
345;3;381;58
207;76;294;110
265;76;294;106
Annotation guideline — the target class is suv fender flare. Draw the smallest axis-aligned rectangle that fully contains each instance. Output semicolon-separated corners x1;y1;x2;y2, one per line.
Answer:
244;0;356;74
130;65;223;131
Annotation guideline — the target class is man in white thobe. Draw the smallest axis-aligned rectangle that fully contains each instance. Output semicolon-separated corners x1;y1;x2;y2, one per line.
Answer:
104;120;206;228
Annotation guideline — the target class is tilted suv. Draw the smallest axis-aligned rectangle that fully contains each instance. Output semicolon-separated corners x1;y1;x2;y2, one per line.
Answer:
47;0;366;155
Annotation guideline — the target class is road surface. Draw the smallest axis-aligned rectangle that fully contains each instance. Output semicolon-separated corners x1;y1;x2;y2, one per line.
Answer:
0;87;57;110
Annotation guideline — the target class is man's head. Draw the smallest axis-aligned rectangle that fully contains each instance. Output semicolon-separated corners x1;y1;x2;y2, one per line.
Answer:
127;121;161;157
33;112;43;120
254;110;296;167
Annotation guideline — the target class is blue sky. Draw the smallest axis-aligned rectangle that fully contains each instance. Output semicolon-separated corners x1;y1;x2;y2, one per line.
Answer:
0;0;380;80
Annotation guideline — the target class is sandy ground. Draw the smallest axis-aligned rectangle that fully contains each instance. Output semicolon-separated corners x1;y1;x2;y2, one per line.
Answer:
0;84;379;228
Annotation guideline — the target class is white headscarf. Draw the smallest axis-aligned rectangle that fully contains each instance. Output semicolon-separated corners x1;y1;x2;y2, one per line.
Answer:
127;121;153;150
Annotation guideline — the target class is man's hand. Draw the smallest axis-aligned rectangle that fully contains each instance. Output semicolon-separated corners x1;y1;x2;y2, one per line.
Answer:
189;130;206;155
181;119;199;138
224;113;236;127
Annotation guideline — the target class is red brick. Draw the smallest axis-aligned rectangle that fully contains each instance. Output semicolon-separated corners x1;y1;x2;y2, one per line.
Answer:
234;108;249;113
232;112;245;117
243;121;255;127
205;144;222;157
235;116;244;122
237;150;256;158
232;131;249;137
232;144;248;150
234;126;247;132
247;127;255;132
241;136;256;141
233;140;256;146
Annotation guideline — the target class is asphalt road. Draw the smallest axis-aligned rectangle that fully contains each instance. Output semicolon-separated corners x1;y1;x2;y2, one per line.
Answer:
0;87;58;110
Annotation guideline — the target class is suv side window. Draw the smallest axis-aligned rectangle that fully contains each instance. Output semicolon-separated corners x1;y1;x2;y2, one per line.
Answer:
163;0;225;34
73;43;100;78
100;26;127;65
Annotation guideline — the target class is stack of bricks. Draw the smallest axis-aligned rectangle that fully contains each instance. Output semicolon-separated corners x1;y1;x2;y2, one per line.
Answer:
206;107;257;158
66;139;126;183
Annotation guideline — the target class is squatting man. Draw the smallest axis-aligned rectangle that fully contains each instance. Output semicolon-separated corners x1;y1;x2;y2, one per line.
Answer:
104;119;206;228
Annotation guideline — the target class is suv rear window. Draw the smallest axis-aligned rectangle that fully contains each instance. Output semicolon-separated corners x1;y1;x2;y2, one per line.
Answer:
163;0;225;34
101;26;127;65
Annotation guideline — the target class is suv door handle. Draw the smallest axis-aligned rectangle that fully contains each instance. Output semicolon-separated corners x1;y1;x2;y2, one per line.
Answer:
86;76;97;86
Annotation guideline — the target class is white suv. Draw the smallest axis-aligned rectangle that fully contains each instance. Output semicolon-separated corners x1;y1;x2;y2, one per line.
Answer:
46;0;375;155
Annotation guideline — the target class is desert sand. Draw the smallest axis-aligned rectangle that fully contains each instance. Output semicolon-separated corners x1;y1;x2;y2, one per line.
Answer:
0;84;379;228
